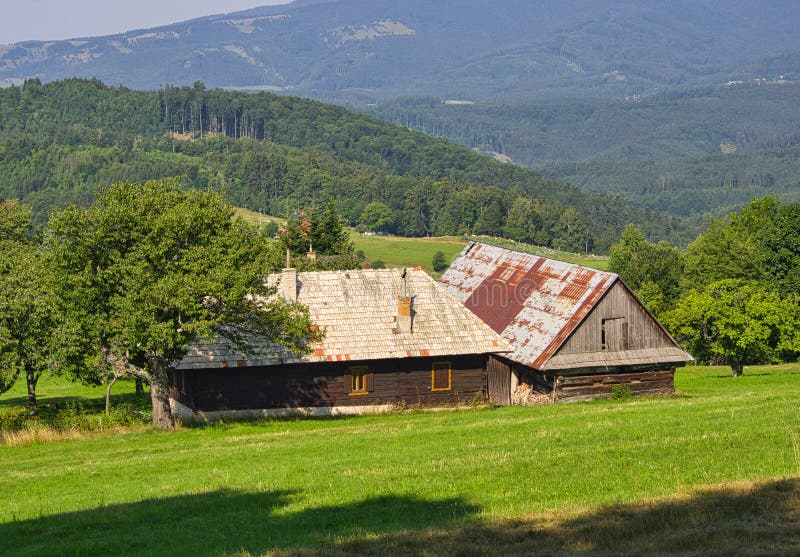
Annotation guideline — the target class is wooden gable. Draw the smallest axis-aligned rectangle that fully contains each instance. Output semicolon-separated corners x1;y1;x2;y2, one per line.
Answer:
543;280;690;372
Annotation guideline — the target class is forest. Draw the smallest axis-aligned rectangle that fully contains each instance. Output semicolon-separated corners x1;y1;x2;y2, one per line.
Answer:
0;78;689;253
369;81;800;220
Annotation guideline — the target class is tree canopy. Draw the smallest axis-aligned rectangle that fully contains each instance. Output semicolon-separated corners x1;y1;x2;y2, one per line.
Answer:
0;200;57;413
46;180;322;429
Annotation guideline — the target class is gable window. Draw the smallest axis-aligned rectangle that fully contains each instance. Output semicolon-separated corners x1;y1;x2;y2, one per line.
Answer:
431;361;452;391
347;366;372;395
601;317;627;351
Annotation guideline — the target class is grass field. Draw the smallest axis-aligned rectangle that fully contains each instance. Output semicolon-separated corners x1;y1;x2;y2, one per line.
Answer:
1;364;798;555
233;207;609;273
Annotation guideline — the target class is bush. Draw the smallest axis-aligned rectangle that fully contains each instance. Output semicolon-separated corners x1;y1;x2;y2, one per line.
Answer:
432;251;448;272
611;383;633;400
371;259;386;269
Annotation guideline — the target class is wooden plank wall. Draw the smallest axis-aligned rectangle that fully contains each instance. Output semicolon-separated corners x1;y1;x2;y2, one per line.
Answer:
178;355;489;412
557;281;678;356
511;365;674;403
553;369;675;402
487;357;511;405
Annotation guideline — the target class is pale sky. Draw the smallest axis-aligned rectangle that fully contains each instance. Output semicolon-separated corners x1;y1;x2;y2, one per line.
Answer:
0;0;295;44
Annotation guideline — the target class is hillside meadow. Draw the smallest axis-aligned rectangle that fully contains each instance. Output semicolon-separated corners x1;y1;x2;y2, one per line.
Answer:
233;207;609;273
0;364;798;556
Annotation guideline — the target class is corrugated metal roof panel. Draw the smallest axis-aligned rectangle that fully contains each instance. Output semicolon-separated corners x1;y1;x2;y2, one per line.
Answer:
439;242;617;369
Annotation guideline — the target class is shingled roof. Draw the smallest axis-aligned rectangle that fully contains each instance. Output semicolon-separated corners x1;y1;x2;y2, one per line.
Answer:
439;242;687;370
178;267;512;370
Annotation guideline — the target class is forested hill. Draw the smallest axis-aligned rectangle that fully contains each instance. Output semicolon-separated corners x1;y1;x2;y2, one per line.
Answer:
2;0;800;103
370;79;800;220
0;79;688;252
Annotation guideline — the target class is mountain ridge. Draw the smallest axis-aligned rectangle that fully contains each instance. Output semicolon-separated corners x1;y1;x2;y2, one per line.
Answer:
4;1;800;102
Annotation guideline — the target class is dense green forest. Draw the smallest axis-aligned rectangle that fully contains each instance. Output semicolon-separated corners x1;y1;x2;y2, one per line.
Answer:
0;79;688;252
369;81;800;219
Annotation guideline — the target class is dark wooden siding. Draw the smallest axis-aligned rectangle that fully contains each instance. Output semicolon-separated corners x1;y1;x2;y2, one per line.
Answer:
557;281;678;356
516;367;674;403
177;355;489;412
487;357;511;405
553;369;675;402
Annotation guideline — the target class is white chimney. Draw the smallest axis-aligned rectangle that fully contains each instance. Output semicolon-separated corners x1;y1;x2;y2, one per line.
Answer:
280;268;298;303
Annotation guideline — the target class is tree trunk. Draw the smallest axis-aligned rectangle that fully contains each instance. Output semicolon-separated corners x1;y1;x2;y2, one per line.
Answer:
135;378;145;395
26;368;39;416
148;362;175;431
105;375;119;416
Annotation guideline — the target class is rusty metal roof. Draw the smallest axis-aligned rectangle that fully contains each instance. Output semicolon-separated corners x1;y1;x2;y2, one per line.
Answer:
178;267;512;370
438;242;618;370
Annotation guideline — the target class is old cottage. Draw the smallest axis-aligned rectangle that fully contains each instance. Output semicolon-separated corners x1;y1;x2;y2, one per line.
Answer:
170;267;511;420
439;242;691;403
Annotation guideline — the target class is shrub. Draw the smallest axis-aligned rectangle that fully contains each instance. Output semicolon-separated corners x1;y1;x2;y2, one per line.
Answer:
611;383;633;401
432;251;448;272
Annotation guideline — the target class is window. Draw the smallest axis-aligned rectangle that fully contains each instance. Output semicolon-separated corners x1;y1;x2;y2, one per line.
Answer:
431;361;452;391
622;322;629;350
347;366;371;395
174;370;186;394
601;317;627;351
601;319;608;350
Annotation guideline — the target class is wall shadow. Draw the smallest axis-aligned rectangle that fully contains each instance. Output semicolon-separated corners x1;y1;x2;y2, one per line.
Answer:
0;490;478;557
281;478;800;556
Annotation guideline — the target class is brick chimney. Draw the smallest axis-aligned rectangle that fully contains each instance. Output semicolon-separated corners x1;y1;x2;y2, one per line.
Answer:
397;296;412;334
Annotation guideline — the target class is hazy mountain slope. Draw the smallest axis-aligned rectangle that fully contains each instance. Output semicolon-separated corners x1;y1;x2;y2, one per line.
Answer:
3;0;800;102
0;78;691;251
370;80;800;219
372;81;800;166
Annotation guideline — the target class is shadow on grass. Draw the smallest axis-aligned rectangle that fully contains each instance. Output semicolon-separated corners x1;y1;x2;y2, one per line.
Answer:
0;490;478;557
0;391;150;411
281;478;800;556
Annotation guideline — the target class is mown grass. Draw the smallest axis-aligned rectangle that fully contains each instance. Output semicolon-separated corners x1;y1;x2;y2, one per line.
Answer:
0;364;798;555
352;234;610;273
232;207;609;273
351;233;466;273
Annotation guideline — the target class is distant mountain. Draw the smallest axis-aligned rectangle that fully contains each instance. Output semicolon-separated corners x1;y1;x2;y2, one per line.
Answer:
3;0;800;103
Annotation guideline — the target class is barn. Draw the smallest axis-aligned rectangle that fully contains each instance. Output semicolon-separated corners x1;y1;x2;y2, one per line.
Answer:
439;242;692;403
169;267;512;420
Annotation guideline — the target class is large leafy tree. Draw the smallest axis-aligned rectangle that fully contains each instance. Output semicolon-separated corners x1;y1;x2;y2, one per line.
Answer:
0;200;58;414
663;280;796;377
609;224;683;315
682;197;778;290
359;201;393;234
47;180;321;430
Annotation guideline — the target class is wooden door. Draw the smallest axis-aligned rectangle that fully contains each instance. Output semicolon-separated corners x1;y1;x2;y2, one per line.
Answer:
487;357;511;405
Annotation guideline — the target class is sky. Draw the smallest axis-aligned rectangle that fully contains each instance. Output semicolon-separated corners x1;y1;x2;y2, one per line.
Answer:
0;0;295;44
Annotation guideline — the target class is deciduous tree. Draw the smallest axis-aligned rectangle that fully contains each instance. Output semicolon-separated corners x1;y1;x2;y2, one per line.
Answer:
663;280;794;376
0;201;57;414
47;181;321;430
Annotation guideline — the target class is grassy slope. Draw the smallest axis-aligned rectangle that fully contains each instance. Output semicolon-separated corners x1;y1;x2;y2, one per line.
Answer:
0;365;798;555
234;207;609;273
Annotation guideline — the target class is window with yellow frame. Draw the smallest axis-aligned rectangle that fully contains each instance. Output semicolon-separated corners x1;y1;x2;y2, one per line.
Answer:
348;366;370;395
431;361;452;391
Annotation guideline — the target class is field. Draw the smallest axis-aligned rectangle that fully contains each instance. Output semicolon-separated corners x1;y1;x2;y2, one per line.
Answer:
1;365;798;556
233;207;609;273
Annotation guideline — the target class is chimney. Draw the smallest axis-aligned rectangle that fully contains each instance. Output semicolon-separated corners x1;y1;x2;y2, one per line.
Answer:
280;268;298;303
280;249;298;303
397;296;412;334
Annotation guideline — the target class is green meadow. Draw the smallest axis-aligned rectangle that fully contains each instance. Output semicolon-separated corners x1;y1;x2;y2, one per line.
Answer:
233;208;609;273
1;365;798;556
